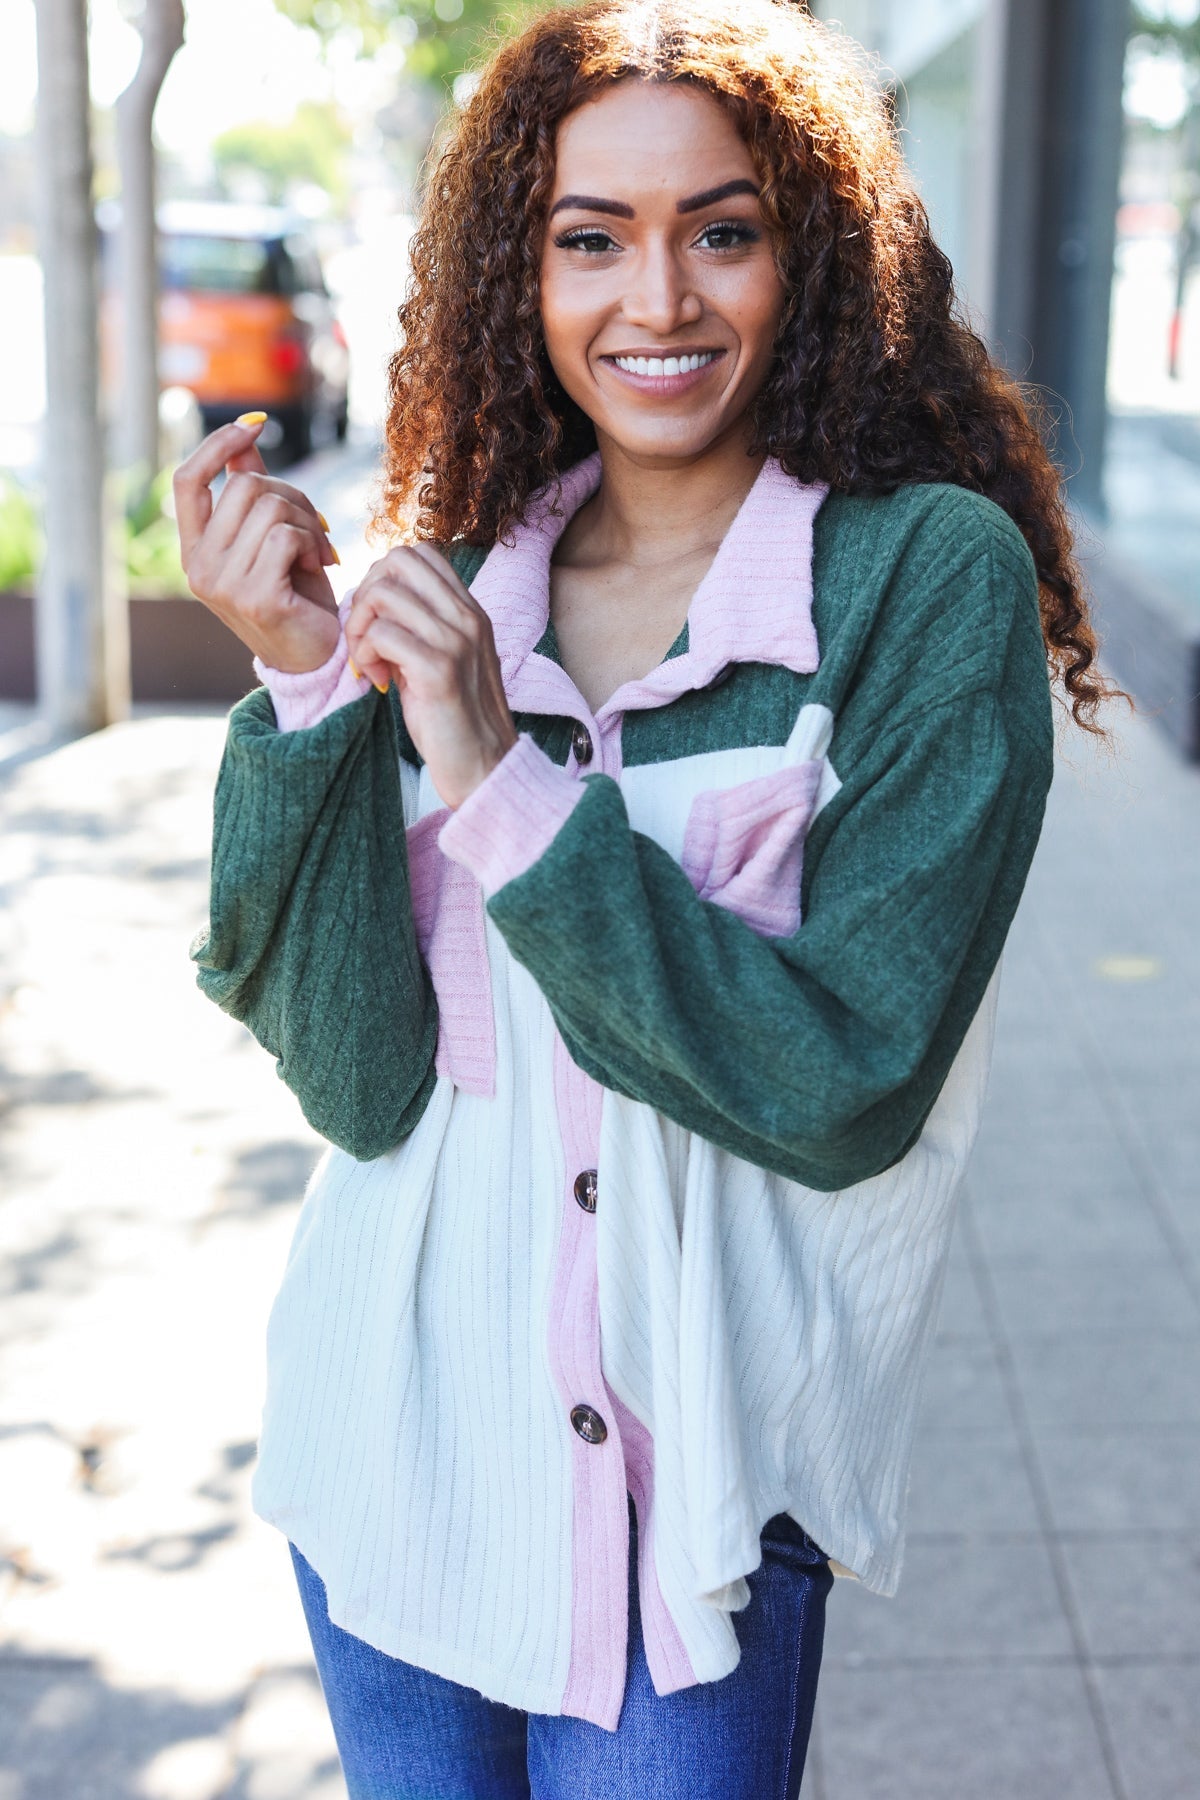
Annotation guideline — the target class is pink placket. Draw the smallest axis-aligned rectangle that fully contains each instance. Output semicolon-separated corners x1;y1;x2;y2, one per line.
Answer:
544;710;697;1719
549;1035;698;1717
436;451;829;1719
441;708;698;1717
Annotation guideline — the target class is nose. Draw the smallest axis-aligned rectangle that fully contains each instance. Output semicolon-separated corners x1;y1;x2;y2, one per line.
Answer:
620;239;703;336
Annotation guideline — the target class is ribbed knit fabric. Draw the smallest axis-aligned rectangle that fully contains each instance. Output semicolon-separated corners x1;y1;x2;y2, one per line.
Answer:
253;591;370;731
193;456;1054;1729
439;734;585;897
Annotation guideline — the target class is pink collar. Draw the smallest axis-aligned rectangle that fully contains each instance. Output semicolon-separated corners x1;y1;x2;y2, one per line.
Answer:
469;451;826;726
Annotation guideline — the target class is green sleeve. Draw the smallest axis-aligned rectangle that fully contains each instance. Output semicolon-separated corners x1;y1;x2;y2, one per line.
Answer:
486;677;1051;1192
189;684;438;1160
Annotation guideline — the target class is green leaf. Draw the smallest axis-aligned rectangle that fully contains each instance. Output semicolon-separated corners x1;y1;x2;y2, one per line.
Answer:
0;475;42;591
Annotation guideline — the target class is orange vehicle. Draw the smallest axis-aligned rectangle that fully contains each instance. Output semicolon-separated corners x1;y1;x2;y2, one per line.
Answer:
101;199;350;460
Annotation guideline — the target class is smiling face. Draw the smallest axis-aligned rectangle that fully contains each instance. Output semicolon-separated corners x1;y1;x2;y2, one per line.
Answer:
538;79;787;466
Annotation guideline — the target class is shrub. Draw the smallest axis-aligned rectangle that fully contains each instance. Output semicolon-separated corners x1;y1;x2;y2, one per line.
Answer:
0;474;42;591
0;466;190;597
123;464;189;597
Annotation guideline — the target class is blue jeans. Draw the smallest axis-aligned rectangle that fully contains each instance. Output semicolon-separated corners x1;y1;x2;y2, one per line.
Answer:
289;1498;833;1799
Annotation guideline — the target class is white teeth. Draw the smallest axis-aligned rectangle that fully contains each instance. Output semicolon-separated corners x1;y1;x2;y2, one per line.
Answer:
612;350;717;375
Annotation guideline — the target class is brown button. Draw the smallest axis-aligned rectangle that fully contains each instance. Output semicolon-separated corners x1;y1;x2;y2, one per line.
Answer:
570;1404;608;1445
573;1169;598;1213
570;722;593;766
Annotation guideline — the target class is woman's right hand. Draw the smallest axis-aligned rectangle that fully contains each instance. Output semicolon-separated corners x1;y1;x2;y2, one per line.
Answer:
173;417;342;673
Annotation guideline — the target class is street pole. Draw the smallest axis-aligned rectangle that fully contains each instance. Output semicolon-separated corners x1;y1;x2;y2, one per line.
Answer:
988;0;1129;515
115;0;186;506
33;0;120;734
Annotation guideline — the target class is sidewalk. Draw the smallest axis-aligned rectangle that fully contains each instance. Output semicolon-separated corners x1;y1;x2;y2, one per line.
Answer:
1;687;1196;1800
811;704;1200;1799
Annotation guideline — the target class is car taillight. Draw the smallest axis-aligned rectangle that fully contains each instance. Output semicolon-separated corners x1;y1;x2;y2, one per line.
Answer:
269;335;306;375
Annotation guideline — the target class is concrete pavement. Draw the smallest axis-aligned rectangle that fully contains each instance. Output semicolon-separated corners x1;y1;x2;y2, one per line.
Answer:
811;703;1200;1800
0;681;1196;1799
0;709;343;1800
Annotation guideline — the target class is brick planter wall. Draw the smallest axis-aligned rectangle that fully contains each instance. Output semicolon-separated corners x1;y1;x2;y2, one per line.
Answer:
0;593;257;705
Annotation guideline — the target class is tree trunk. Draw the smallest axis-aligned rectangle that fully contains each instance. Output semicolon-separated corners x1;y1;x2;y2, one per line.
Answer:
115;0;186;504
32;0;112;733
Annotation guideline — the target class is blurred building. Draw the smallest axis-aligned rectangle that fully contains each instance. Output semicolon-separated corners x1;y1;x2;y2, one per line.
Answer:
812;0;1127;506
814;0;1200;760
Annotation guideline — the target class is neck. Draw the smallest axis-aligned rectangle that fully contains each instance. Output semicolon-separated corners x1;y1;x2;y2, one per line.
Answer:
571;427;767;570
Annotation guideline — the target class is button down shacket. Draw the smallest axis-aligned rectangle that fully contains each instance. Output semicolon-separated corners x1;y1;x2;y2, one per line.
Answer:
191;453;1054;1729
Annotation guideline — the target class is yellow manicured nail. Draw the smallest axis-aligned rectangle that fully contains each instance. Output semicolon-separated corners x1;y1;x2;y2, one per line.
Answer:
235;410;268;426
317;511;330;531
373;680;389;694
348;657;360;681
329;544;341;565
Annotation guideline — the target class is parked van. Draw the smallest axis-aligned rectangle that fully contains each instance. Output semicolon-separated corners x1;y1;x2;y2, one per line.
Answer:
100;199;351;460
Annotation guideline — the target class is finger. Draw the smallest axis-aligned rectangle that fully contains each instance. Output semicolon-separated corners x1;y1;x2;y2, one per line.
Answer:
343;602;399;691
195;500;313;619
354;616;447;693
356;545;471;631
257;483;340;567
402;540;477;603
343;613;400;693
224;438;269;478
346;584;467;681
208;479;337;566
217;469;330;533
234;496;334;587
173;417;267;556
251;478;332;540
247;521;336;611
395;540;496;633
224;409;272;477
348;572;481;669
347;545;485;688
206;472;269;550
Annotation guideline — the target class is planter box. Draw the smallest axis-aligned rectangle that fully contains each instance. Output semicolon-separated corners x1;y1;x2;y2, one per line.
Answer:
0;592;257;704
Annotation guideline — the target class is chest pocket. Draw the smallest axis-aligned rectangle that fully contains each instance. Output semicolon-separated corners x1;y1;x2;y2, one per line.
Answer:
679;703;838;940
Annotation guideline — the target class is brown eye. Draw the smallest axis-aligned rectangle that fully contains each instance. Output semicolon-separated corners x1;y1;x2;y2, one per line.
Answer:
696;221;760;251
555;228;619;254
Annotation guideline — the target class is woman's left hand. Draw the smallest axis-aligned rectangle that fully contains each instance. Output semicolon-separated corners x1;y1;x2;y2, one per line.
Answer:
346;543;517;810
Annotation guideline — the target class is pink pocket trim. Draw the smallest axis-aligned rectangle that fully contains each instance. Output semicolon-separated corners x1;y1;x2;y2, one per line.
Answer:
680;760;823;939
406;809;496;1097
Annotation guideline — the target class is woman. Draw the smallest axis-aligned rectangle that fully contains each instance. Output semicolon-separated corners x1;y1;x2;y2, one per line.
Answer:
177;2;1120;1794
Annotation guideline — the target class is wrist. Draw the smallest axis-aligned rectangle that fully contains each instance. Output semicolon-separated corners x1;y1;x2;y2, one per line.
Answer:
439;734;586;896
448;726;520;811
259;612;342;676
255;619;370;732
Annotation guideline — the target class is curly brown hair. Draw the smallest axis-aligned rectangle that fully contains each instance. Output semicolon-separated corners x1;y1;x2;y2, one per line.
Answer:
373;0;1123;732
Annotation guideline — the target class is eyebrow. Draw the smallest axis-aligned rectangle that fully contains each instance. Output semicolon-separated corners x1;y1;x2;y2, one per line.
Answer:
548;194;635;220
547;177;761;222
676;178;761;213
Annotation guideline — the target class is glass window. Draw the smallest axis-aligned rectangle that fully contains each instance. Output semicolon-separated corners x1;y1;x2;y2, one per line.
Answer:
283;233;327;295
159;235;279;295
1103;14;1200;625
